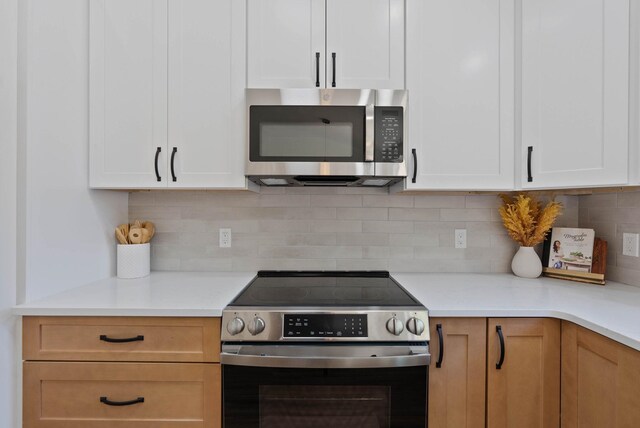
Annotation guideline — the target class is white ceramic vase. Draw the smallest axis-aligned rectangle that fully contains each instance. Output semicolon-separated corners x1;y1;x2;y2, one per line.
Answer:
511;246;542;279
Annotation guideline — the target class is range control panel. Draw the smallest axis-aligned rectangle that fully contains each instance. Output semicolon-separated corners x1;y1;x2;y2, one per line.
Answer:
374;106;404;163
284;314;368;338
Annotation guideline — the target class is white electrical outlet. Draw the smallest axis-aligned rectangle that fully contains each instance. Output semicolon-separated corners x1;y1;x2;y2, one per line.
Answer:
623;233;639;257
455;229;467;249
219;228;232;248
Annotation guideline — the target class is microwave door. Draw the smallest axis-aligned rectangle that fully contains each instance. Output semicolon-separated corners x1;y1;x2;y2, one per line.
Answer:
249;106;366;163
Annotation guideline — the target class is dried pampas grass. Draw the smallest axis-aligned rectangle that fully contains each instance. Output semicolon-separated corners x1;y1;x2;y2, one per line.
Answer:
499;194;562;247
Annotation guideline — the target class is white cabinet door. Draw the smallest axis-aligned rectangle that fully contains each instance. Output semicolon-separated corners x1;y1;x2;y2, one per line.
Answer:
403;0;514;190
247;0;325;88
520;0;630;189
326;0;404;89
167;0;246;188
632;0;640;184
90;0;168;188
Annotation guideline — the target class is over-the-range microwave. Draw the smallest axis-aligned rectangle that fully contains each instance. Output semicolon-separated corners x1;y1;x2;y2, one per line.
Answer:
246;89;407;187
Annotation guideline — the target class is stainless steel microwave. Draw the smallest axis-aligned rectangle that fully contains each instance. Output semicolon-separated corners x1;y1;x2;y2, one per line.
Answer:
246;89;407;187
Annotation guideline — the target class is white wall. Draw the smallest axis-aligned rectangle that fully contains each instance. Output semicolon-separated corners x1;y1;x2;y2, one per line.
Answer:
0;0;18;426
21;0;128;302
2;1;130;423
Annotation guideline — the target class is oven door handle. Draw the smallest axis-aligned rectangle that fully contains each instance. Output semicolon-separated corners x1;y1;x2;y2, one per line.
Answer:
220;345;430;369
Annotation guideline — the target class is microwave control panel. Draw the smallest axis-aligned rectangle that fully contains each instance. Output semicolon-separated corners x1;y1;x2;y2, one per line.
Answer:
374;107;403;163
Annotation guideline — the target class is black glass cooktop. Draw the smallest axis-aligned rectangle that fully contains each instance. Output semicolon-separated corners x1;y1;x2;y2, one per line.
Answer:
230;271;420;307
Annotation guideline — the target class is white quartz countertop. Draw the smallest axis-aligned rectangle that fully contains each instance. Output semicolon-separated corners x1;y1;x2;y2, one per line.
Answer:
13;271;640;351
13;272;255;317
394;273;640;351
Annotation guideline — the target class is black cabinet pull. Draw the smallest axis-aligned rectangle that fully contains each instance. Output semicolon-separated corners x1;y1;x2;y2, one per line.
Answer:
435;323;444;368
496;325;505;369
411;148;417;183
100;396;144;406
331;52;336;87
170;147;177;182
100;334;144;343
527;146;533;182
154;147;161;182
315;52;320;87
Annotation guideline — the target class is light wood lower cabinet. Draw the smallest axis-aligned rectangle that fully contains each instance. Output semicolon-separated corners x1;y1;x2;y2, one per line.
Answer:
23;316;220;362
24;362;220;428
428;318;486;428
487;318;561;428
561;321;640;428
23;316;222;428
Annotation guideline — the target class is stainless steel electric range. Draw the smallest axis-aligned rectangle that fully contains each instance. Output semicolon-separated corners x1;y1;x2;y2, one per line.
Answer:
220;271;430;428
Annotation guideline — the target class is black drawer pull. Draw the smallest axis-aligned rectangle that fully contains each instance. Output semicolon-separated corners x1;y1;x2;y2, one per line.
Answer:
527;146;533;182
154;147;162;182
435;323;444;368
100;396;144;406
170;147;177;182
331;52;336;87
411;148;417;183
315;52;320;87
99;334;144;343
496;325;505;369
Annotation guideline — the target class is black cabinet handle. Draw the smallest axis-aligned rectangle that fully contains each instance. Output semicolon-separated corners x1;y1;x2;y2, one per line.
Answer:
527;146;533;182
170;147;177;182
435;323;444;368
496;325;505;369
154;147;161;182
315;52;320;87
411;148;417;183
331;52;336;87
100;396;144;406
100;334;144;343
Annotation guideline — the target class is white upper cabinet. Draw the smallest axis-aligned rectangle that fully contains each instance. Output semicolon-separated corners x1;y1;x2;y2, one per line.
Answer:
247;0;404;89
90;0;248;189
402;0;515;190
326;0;404;89
633;0;640;184
520;0;630;189
247;0;326;88
167;0;246;188
90;0;168;188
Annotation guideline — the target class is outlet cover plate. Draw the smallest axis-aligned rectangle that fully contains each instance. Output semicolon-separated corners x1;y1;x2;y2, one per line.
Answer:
623;233;639;257
455;229;467;249
219;228;232;248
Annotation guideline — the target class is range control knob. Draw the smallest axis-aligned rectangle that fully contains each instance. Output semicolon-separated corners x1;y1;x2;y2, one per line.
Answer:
226;317;245;336
406;317;425;336
386;317;404;336
248;316;266;336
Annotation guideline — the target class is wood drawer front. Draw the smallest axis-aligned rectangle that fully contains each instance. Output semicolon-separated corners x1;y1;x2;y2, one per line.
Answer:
24;362;221;428
23;317;220;362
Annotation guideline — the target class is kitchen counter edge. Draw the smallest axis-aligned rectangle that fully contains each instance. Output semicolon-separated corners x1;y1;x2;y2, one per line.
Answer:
12;271;640;352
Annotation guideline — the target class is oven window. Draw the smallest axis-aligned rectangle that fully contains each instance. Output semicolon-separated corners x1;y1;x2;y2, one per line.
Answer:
223;365;427;428
249;106;365;162
259;385;389;428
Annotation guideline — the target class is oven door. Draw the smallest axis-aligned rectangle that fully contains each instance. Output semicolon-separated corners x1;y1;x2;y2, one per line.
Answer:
222;344;429;428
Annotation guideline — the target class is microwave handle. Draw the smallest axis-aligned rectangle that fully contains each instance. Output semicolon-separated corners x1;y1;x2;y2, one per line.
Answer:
365;104;375;162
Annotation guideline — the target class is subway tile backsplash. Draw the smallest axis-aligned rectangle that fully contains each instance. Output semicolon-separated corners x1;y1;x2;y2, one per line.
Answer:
579;190;640;287
129;188;578;273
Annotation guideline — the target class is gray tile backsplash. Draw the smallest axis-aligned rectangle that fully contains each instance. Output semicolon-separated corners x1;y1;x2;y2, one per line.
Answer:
579;190;640;287
129;188;578;273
